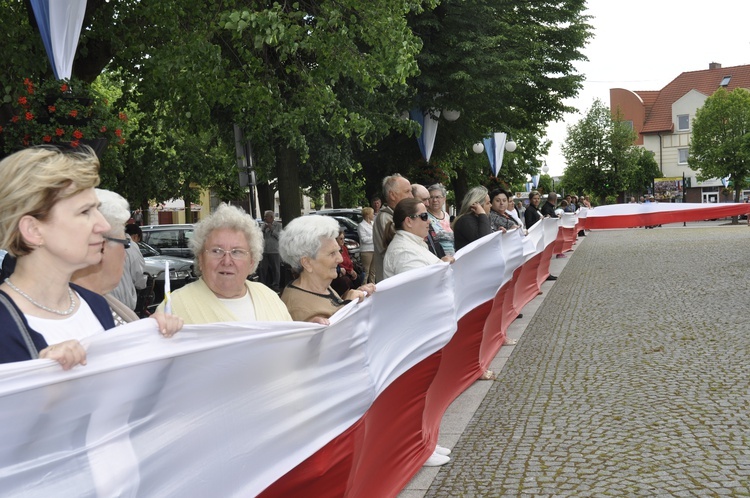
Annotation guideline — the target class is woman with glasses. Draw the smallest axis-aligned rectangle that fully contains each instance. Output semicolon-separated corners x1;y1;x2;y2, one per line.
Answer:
452;186;492;252
71;189;184;332
70;189;142;324
426;184;455;256
382;198;455;280
279;216;375;324
157;203;292;323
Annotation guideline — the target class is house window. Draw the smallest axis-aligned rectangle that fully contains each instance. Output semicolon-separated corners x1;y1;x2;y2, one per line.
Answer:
677;114;690;131
678;148;689;164
720;75;731;87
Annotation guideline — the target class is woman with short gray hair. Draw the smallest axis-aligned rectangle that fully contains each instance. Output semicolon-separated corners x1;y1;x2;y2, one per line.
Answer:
279;215;375;324
158;203;291;323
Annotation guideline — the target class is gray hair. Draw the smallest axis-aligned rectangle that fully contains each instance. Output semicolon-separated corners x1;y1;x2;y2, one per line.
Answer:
427;183;447;198
279;215;339;273
95;189;130;235
382;173;405;198
190;203;263;275
457;186;489;218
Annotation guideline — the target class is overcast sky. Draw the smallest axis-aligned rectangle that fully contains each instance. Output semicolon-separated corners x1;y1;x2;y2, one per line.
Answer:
542;0;750;177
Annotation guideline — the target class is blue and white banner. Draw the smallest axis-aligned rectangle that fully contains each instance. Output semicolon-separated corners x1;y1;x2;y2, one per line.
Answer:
410;108;440;162
29;0;87;80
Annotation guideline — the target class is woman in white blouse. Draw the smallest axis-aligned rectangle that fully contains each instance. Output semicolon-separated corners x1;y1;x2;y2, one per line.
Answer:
382;198;454;279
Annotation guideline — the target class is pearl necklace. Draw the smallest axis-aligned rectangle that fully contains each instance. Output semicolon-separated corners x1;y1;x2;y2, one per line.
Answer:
4;278;77;316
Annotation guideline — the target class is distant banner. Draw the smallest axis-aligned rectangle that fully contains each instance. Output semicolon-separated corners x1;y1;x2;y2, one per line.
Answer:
583;203;750;230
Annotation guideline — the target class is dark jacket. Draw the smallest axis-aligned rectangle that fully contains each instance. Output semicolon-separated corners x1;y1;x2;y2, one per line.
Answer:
453;213;491;251
0;284;115;364
525;204;542;228
541;200;558;218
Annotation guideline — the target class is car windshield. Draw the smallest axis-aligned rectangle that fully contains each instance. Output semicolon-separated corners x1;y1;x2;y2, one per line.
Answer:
138;241;161;257
334;217;358;230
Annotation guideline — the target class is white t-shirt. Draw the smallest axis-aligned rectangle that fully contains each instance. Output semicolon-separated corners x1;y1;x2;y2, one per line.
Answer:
25;297;105;345
217;293;256;322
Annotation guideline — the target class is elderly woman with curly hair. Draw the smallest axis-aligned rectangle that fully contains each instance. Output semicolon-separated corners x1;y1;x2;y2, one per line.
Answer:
157;203;291;323
279;216;375;324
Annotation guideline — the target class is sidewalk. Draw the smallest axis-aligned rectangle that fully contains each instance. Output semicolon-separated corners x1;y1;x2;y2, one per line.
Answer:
399;234;577;497
400;219;750;496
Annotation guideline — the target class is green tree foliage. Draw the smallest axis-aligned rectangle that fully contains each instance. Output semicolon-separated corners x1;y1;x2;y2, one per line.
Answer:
624;147;660;197
2;0;591;219
360;0;591;203
690;88;750;205
561;99;638;202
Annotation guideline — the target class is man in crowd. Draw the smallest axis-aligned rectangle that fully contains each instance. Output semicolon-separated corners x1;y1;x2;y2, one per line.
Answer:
540;192;559;218
260;210;283;292
370;195;382;216
372;174;412;282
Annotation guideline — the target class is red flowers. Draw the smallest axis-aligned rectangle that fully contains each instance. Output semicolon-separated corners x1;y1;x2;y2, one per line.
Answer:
24;112;34;121
42;135;52;142
72;129;83;139
118;112;128;121
68;109;78;118
115;128;123;137
60;83;69;92
18;96;28;106
48;105;56;113
55;128;65;137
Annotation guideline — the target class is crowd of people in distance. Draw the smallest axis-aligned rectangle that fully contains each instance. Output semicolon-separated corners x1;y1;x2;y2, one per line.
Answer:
0;145;592;469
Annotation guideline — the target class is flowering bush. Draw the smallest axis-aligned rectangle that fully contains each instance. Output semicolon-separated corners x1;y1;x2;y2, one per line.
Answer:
0;77;126;156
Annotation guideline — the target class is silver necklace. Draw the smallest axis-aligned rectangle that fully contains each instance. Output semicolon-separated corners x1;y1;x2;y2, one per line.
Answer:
4;278;77;316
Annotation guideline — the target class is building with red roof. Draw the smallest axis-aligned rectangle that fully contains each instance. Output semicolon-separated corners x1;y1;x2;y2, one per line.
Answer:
610;62;750;203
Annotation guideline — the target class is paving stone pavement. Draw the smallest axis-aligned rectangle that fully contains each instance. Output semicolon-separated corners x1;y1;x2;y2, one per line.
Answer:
417;225;750;497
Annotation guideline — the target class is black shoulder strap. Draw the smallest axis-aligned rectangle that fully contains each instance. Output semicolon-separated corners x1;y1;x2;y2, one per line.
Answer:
0;293;39;359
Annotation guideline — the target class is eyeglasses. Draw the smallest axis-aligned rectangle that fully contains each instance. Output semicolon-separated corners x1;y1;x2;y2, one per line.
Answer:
104;235;131;249
429;195;444;200
410;212;430;221
205;247;252;260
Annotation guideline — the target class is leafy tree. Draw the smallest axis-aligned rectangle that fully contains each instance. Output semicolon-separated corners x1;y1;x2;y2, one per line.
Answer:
561;99;638;202
358;0;592;203
690;87;750;210
623;147;660;198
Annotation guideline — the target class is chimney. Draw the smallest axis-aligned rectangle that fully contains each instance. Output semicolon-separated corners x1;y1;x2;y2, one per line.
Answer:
709;62;722;70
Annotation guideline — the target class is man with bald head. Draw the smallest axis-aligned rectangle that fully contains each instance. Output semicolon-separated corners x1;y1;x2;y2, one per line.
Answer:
372;173;412;282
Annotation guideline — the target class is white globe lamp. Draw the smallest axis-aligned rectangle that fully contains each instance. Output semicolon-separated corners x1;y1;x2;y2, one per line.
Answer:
472;142;485;154
442;109;461;121
505;140;517;153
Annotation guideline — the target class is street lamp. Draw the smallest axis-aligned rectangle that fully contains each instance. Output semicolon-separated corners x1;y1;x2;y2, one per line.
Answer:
541;161;549;175
472;142;485;154
442;109;461;121
505;138;517;152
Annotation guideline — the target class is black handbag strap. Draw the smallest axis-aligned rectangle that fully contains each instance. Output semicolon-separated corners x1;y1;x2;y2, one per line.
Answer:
0;293;39;359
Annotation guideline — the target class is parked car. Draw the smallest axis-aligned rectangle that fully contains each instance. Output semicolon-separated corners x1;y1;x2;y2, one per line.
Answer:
140;224;194;259
306;213;361;256
314;208;363;224
137;241;197;312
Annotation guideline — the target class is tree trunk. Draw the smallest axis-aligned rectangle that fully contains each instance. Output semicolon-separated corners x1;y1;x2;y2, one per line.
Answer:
453;167;469;212
276;145;301;225
331;179;341;208
256;183;274;216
